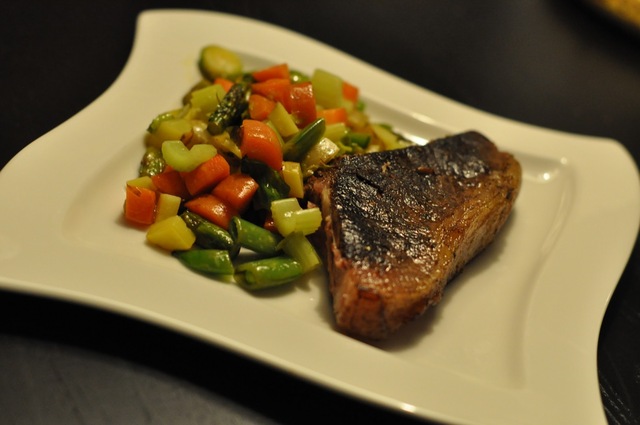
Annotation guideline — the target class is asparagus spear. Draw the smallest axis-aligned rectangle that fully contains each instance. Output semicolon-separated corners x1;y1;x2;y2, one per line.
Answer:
207;83;249;135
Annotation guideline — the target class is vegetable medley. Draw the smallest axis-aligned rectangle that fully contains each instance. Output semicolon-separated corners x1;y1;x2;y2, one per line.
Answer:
123;45;410;290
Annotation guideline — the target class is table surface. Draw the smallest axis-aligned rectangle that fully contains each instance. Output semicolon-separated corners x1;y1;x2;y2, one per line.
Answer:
2;1;639;424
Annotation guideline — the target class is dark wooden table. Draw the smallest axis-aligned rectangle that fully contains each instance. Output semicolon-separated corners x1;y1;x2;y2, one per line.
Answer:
2;1;639;424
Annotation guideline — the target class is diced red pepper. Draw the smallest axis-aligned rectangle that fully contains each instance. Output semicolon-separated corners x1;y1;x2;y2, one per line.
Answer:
184;194;236;230
181;154;231;196
241;119;283;170
251;78;291;110
251;63;290;82
248;94;276;121
289;81;317;127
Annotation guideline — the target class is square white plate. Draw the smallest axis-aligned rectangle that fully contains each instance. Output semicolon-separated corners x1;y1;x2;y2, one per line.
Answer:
1;9;638;425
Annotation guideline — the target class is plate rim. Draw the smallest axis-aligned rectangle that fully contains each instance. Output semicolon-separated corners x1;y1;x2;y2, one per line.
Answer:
1;8;639;425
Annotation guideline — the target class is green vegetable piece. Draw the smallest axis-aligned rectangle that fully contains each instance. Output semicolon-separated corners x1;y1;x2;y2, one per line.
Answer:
270;198;322;236
300;137;341;177
311;69;343;109
342;132;371;149
277;231;321;273
235;256;303;290
189;84;227;116
371;123;412;150
147;112;176;133
180;210;205;230
240;158;290;210
283;118;326;162
146;118;193;150
138;146;166;177
323;122;348;144
180;211;238;255
268;102;299;138
229;217;282;256
198;45;243;81
174;249;235;276
161;140;216;172
289;70;310;83
207;83;250;135
195;222;237;254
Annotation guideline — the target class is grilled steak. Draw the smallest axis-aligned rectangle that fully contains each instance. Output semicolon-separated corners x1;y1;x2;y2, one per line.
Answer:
305;131;521;340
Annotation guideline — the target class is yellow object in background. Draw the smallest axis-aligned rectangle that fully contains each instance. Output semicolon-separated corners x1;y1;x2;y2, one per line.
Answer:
588;0;640;31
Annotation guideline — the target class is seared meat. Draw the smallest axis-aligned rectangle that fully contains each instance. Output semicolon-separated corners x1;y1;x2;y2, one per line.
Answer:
305;131;521;340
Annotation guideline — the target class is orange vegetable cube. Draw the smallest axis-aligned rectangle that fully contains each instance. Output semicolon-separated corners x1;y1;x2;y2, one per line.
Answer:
212;173;259;214
289;82;317;127
181;154;231;196
251;78;291;110
248;94;276;121
124;185;157;225
317;107;348;125
184;194;236;230
241;119;283;170
251;63;290;82
342;80;359;103
213;77;234;92
151;166;190;200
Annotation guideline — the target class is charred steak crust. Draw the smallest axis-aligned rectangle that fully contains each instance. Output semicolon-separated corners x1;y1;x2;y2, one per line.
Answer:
305;131;522;340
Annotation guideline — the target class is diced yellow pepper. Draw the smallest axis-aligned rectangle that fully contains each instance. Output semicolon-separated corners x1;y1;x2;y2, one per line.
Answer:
154;193;182;223
146;215;195;251
371;124;411;150
126;176;156;190
269;102;299;138
281;161;304;198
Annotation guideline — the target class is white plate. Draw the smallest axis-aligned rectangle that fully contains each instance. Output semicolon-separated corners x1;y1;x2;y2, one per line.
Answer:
1;9;638;425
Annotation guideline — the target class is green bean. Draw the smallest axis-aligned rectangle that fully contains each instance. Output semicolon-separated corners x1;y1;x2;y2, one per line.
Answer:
283;118;326;162
289;69;310;83
235;256;303;290
240;158;290;210
342;132;371;149
174;249;234;276
180;211;238;255
229;217;282;256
